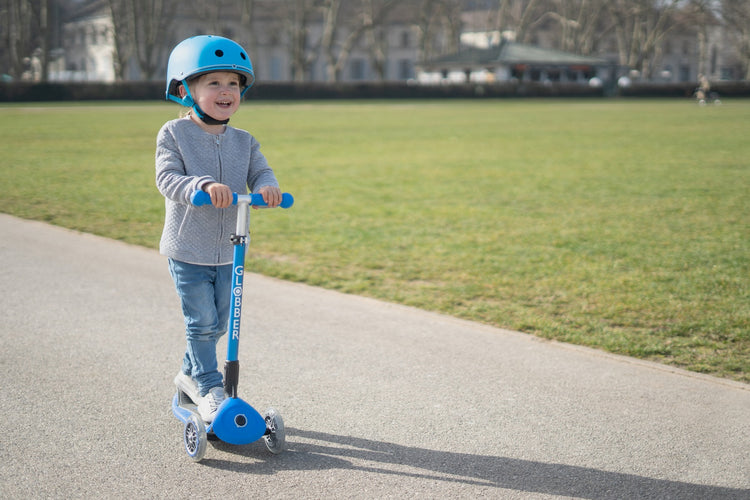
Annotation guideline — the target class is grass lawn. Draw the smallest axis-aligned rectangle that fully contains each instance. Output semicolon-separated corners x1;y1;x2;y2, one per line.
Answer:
1;99;748;382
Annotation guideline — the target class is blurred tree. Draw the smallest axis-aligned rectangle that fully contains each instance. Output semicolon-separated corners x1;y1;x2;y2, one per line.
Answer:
132;0;176;79
320;0;356;82
107;0;134;80
546;0;608;55
285;0;318;82
605;0;682;79
108;0;176;80
489;0;546;44
720;0;750;79
1;0;57;81
238;0;258;66
681;0;717;78
416;0;464;62
361;0;400;80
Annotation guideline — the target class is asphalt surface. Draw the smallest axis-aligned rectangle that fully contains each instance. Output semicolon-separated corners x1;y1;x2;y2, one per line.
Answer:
1;213;748;499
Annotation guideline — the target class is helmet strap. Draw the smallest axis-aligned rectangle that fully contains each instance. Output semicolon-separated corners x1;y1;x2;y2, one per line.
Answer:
192;104;230;126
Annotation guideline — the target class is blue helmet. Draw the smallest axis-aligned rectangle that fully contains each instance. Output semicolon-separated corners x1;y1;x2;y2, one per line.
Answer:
165;35;255;107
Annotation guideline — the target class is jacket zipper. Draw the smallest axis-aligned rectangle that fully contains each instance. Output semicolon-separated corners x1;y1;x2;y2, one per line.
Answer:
216;134;223;263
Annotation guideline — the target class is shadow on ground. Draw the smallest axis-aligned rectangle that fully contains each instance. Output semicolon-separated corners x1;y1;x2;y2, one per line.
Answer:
200;428;748;499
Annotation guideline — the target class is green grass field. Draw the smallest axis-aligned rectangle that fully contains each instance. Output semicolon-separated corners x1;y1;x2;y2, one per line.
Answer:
1;99;748;382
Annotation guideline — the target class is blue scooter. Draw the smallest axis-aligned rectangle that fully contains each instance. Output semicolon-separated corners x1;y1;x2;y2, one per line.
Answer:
172;190;294;462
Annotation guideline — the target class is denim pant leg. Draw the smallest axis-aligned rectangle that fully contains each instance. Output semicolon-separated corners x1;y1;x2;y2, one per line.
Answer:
168;259;232;396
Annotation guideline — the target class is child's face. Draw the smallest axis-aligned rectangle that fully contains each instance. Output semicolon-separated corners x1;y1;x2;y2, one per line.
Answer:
183;71;242;121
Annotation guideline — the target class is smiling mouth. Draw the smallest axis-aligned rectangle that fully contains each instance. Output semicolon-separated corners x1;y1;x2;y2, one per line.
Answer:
217;100;232;108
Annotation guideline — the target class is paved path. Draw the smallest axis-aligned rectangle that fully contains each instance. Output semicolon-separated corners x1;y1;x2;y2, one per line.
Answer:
1;213;748;499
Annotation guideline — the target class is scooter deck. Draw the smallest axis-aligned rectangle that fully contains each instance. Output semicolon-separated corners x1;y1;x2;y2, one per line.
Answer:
172;391;220;441
172;391;201;422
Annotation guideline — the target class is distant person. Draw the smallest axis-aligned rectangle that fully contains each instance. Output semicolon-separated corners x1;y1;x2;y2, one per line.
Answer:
155;35;283;423
699;74;711;94
695;74;711;105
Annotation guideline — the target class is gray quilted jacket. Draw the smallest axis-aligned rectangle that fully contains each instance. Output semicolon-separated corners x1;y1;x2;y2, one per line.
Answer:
155;117;279;265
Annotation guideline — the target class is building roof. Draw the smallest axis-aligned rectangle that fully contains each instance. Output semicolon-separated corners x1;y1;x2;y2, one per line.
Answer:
422;40;609;69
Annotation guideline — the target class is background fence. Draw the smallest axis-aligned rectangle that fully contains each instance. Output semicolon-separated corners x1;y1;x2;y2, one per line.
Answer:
2;81;750;102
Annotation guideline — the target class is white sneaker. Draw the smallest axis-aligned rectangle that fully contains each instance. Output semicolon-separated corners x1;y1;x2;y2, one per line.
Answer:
197;387;226;423
174;372;201;404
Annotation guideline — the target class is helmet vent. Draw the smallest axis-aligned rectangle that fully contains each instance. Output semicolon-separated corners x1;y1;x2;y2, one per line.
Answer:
240;53;247;60
215;49;224;57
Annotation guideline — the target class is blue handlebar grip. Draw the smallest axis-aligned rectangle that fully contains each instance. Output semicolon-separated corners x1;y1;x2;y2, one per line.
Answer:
191;190;293;208
190;190;212;206
250;193;294;208
190;191;239;206
251;193;294;208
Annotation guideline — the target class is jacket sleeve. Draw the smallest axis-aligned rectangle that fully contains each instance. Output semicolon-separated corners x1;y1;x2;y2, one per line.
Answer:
155;122;214;205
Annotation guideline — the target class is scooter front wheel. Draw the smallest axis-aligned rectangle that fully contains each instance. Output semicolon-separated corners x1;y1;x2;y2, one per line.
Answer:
263;408;285;454
184;413;207;462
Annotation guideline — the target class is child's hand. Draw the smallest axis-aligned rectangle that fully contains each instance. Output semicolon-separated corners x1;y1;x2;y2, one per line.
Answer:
256;185;282;208
204;182;233;208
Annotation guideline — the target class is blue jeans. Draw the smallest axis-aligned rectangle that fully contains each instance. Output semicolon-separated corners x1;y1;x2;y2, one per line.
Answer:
168;259;232;396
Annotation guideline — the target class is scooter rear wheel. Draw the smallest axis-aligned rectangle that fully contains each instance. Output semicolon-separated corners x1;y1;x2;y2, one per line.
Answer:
263;408;285;454
184;413;207;462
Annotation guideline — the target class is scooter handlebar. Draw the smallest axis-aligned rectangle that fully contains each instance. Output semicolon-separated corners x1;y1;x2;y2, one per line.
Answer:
191;190;294;208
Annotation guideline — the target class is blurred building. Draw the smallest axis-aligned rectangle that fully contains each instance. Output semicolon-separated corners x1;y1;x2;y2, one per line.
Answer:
417;37;608;85
51;0;421;84
50;1;744;85
50;1;116;81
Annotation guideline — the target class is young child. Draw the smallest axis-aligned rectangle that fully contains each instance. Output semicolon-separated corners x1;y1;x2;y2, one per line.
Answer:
156;35;282;422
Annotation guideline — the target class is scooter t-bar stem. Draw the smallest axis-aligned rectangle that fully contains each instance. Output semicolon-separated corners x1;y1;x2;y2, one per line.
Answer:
190;190;295;209
189;189;293;399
